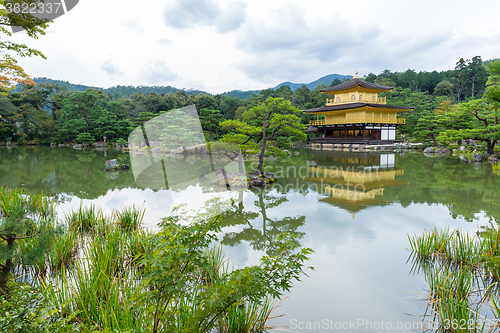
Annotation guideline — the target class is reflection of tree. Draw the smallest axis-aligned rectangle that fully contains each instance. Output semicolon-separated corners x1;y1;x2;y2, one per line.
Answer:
390;153;500;223
220;190;305;255
0;147;135;199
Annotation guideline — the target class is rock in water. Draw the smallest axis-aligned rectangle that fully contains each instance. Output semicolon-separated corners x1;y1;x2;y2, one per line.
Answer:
423;147;435;153
435;147;450;156
282;149;292;158
105;159;118;170
473;154;484;162
264;172;275;179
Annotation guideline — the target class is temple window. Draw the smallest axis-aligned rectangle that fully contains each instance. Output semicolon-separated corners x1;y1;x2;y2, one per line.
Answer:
337;97;340;102
359;94;363;100
351;95;355;101
372;95;376;101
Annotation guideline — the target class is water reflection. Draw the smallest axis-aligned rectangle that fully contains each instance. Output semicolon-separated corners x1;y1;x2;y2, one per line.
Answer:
1;147;500;332
301;153;409;217
220;190;305;255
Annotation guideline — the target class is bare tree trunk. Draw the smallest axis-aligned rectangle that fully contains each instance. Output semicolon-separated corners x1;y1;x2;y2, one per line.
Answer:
0;237;15;295
431;134;440;147
471;75;475;98
487;139;495;155
256;119;267;175
238;153;244;174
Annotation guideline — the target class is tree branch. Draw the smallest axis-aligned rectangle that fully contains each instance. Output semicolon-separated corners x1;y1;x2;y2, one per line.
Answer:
14;232;40;240
472;109;489;128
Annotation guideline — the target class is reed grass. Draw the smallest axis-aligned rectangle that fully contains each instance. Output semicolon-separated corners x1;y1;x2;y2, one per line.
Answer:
408;228;488;269
217;298;285;333
66;203;106;233
48;227;79;271
409;227;500;332
125;228;151;266
492;163;500;175
113;205;145;232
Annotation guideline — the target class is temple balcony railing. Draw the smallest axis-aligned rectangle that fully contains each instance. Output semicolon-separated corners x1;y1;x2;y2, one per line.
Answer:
309;118;405;126
325;97;386;106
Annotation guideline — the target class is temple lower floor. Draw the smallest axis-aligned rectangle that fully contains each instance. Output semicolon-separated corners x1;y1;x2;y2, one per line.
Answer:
307;124;398;144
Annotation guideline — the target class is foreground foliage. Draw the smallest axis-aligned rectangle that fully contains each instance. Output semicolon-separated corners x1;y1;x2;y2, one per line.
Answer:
408;227;500;331
0;187;57;294
1;194;312;332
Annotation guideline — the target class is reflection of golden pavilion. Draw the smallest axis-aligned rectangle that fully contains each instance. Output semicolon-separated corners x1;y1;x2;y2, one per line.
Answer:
324;186;385;201
304;163;408;215
307;166;405;189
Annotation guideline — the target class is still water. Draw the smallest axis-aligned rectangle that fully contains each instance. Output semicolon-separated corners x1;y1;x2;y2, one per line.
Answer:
1;146;498;332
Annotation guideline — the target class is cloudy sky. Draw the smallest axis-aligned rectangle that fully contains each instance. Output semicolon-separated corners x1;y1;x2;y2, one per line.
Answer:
8;0;500;94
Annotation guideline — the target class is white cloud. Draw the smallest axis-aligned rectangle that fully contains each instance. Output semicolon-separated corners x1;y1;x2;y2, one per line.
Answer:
122;20;144;33
163;0;220;29
10;0;500;93
158;38;172;45
100;58;124;76
163;0;246;33
215;1;247;33
141;60;178;84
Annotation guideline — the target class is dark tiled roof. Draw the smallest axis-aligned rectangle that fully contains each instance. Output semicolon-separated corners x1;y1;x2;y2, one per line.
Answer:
320;78;393;93
303;103;413;113
303;126;318;133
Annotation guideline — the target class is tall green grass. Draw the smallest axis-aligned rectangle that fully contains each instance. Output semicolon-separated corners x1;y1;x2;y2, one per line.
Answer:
39;221;151;331
409;227;500;332
217;298;285;333
113;205;145;232
66;203;106;233
492;163;500;175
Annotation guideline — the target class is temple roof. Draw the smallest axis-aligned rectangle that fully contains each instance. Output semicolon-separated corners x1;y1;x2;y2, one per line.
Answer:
320;78;393;93
303;103;413;113
303;126;318;133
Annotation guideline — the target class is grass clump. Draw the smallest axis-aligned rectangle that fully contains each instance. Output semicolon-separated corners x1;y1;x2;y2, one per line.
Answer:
113;204;145;232
409;227;500;331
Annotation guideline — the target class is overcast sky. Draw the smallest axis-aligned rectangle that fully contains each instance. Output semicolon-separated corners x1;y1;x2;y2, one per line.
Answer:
8;0;500;94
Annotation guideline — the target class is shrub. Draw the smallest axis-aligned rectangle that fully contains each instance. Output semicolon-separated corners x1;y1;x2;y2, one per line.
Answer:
16;137;26;145
0;281;80;332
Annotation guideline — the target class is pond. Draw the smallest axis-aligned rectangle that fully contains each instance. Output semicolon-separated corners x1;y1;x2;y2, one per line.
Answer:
1;146;499;332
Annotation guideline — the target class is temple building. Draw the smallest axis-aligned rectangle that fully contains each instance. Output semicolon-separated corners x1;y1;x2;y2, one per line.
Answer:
303;75;413;144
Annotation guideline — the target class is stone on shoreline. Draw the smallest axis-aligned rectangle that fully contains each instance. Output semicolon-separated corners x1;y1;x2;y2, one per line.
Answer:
423;147;435;154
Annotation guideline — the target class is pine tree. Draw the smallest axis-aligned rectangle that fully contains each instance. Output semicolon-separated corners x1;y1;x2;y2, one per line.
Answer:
0;188;57;294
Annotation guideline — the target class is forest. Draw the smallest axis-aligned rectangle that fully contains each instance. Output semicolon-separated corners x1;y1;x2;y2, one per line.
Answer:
0;55;498;153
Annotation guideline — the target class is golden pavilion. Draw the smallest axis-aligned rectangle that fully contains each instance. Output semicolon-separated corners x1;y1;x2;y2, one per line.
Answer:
303;75;413;144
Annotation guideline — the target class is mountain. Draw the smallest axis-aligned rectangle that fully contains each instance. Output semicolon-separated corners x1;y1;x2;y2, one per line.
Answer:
26;77;100;92
221;89;259;99
274;74;352;91
13;78;209;97
14;73;352;99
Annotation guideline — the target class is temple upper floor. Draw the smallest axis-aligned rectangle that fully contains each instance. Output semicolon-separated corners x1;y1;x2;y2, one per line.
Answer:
325;92;387;106
319;77;393;106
